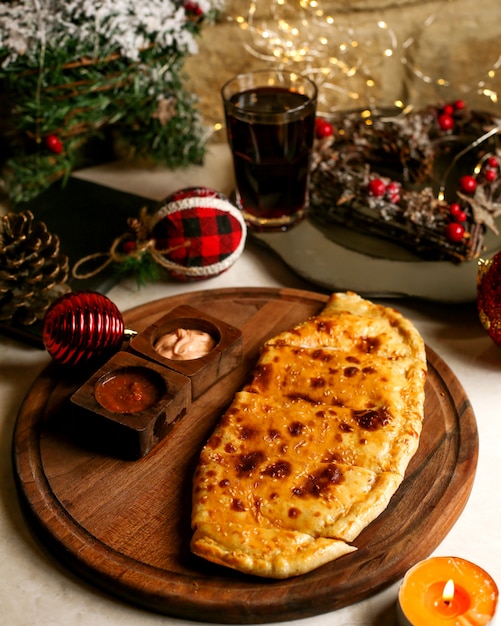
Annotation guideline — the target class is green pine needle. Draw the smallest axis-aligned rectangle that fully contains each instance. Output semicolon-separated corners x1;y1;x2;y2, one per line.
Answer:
1;40;208;206
113;252;165;287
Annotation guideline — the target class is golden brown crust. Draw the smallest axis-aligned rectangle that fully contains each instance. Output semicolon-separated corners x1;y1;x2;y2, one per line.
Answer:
191;292;427;578
191;523;356;579
269;292;426;361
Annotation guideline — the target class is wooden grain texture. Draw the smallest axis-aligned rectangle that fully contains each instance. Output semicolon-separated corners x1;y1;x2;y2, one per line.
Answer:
12;287;479;624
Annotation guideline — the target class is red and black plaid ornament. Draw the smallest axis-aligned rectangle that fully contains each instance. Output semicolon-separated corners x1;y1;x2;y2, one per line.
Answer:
72;187;247;284
150;187;247;281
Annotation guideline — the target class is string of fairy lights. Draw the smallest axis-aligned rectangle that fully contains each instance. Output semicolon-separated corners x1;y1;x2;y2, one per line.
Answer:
226;0;500;117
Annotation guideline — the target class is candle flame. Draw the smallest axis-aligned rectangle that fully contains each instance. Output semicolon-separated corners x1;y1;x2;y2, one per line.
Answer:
442;579;455;603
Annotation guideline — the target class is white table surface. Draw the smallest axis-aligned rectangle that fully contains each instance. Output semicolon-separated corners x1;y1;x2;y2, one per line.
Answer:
1;144;499;625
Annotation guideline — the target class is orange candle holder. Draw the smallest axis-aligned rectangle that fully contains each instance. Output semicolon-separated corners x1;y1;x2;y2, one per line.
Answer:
397;557;498;626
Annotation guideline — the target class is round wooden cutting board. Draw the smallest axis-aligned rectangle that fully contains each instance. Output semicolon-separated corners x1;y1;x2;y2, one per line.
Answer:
12;287;478;624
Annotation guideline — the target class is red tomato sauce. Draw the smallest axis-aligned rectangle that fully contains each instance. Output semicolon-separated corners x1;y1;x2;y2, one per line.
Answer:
95;367;164;414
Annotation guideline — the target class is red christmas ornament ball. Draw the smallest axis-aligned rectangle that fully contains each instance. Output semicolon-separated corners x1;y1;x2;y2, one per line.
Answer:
42;291;124;367
477;253;501;346
150;187;246;281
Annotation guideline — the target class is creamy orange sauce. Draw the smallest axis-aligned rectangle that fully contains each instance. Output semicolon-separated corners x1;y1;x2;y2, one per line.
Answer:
154;328;216;360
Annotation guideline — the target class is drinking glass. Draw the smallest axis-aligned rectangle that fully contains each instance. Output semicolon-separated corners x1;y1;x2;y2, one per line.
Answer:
222;69;317;232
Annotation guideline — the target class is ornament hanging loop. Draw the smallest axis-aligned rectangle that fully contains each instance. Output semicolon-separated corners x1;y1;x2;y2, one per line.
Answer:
71;232;192;280
71;234;128;279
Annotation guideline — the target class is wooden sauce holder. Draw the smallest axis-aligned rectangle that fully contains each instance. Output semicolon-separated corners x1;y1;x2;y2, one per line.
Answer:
128;304;243;399
70;305;243;459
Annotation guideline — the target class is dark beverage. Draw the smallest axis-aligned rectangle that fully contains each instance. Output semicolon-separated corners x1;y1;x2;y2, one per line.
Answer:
223;83;317;231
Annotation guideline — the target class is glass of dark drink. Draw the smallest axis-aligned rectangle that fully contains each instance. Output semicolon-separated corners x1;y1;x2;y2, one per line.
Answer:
222;69;317;232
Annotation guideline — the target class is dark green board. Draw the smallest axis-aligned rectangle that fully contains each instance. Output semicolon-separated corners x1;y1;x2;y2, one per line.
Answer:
1;177;157;347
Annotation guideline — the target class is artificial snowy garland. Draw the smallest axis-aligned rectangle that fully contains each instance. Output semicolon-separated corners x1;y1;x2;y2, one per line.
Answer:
0;0;225;205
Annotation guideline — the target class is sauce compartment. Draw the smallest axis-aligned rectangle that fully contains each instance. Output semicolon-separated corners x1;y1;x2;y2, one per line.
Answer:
129;304;243;398
94;366;165;414
70;351;191;460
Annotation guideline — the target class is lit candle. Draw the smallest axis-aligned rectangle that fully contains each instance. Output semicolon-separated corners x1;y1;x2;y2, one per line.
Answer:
397;557;498;626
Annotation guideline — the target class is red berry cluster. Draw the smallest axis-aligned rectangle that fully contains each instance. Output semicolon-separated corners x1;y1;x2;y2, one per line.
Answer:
185;1;203;16
445;156;499;243
481;156;499;183
437;99;465;131
445;202;467;242
444;174;477;243
367;178;401;203
315;118;333;139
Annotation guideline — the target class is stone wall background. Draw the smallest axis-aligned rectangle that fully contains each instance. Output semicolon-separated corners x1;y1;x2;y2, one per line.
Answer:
184;0;501;139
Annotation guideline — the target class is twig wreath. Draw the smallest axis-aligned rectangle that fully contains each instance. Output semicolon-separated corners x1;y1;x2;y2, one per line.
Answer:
310;101;501;263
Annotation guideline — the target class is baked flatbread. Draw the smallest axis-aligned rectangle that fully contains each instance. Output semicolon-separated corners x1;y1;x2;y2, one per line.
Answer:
191;292;427;578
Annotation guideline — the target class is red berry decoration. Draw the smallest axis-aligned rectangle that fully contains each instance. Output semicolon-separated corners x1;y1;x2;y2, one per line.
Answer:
442;104;454;116
453;99;465;110
185;1;203;16
368;178;386;197
386;182;399;192
459;175;477;194
385;182;400;203
449;203;467;222
487;156;498;168
42;291;125;367
122;240;137;254
484;168;497;182
315;118;333;139
445;222;465;242
478;253;501;346
438;114;454;131
45;134;63;154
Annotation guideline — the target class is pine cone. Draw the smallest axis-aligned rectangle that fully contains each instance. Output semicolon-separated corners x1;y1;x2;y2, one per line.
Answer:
0;210;70;325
